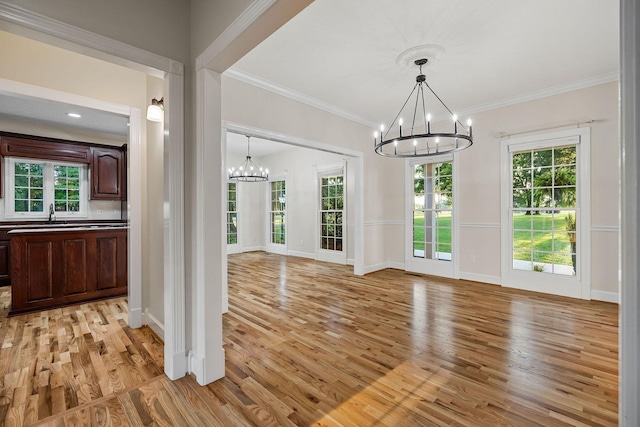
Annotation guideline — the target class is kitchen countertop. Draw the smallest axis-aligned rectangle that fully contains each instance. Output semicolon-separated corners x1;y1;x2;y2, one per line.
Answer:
7;224;128;234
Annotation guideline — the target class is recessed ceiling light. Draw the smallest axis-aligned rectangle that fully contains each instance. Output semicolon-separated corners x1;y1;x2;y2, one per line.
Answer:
67;113;81;118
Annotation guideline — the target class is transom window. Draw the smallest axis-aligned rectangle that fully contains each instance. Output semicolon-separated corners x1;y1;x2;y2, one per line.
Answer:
511;145;577;275
320;175;344;251
6;158;87;218
412;161;453;261
270;180;286;245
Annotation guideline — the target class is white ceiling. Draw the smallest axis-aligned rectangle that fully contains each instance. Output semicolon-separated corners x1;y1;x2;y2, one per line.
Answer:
0;91;129;137
0;1;619;155
229;0;619;128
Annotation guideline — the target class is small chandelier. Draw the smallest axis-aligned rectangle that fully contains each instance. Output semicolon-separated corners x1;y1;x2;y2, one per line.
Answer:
228;136;269;182
374;58;473;158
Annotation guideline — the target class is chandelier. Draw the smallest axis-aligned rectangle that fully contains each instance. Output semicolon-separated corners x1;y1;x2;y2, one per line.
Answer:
228;136;269;182
374;58;473;158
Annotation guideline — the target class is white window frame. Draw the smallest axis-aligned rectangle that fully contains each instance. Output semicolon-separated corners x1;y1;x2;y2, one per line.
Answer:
500;127;591;299
405;153;459;279
226;181;241;254
266;176;287;255
316;163;347;264
5;157;88;219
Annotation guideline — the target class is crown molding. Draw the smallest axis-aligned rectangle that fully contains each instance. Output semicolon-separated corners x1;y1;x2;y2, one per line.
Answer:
226;67;618;129
0;2;176;78
458;72;619;118
224;68;378;129
196;0;277;71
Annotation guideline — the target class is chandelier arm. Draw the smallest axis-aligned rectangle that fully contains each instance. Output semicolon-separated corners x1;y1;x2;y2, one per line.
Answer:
420;83;428;132
384;83;419;139
410;83;422;136
424;82;467;130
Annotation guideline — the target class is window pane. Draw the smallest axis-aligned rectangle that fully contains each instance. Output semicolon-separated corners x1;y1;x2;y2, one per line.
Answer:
512;152;531;169
15;200;28;212
554;146;576;165
554;188;576;208
30;189;43;200
533;150;552;167
513;189;532;208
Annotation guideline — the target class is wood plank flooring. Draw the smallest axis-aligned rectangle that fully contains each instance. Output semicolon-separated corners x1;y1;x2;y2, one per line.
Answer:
0;251;619;426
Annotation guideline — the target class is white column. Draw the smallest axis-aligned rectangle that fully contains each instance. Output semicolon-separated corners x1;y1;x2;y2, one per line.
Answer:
191;67;225;385
163;62;188;380
620;0;640;424
128;107;143;328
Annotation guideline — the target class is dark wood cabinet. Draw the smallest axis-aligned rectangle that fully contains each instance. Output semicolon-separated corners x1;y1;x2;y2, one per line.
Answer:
0;240;9;286
9;227;128;315
91;147;125;200
0;135;91;163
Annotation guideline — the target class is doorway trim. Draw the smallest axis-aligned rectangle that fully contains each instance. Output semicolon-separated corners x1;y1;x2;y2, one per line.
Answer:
222;121;366;310
0;6;187;381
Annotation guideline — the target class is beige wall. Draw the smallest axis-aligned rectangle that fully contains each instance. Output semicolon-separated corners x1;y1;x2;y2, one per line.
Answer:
4;0;191;65
0;30;167;320
456;81;619;293
223;75;619;296
222;75;398;268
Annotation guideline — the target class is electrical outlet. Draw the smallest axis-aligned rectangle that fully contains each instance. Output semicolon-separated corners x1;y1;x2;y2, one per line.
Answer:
469;255;476;262
97;209;103;215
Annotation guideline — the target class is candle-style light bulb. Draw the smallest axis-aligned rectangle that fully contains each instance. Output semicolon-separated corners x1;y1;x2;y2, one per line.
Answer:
380;124;385;133
467;119;472;126
452;114;458;122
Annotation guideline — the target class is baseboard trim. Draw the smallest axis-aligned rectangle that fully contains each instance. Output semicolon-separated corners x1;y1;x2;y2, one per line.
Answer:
347;258;355;266
590;290;619;304
240;246;265;253
143;309;165;340
129;307;142;328
288;250;315;259
363;261;404;274
459;272;502;286
190;347;226;386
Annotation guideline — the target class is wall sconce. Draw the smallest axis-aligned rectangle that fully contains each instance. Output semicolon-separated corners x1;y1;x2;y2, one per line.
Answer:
147;97;164;122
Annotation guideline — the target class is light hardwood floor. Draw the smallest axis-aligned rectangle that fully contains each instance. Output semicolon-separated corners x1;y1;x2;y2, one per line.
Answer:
1;251;618;426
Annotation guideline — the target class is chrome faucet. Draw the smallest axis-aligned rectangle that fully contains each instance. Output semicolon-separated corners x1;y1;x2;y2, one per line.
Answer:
48;203;55;223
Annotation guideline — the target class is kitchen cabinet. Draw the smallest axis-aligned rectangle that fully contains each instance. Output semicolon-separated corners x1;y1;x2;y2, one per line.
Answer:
91;147;125;200
0;240;9;286
9;226;128;315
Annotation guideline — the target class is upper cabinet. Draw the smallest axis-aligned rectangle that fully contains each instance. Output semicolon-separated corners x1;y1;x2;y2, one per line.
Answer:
90;147;126;200
0;135;91;163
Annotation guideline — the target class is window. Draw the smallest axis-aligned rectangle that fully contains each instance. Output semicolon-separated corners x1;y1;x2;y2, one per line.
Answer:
270;180;286;244
412;161;453;261
511;145;577;275
320;174;344;251
227;182;238;245
6;158;87;218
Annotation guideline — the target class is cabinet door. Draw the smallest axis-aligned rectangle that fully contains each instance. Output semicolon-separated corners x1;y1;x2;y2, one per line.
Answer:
0;240;9;286
91;148;124;200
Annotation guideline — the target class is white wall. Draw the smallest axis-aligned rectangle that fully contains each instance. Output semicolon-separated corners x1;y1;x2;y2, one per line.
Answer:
229;145;351;260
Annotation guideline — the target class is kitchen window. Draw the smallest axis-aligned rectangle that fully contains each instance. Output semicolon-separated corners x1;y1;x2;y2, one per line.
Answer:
5;158;88;218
